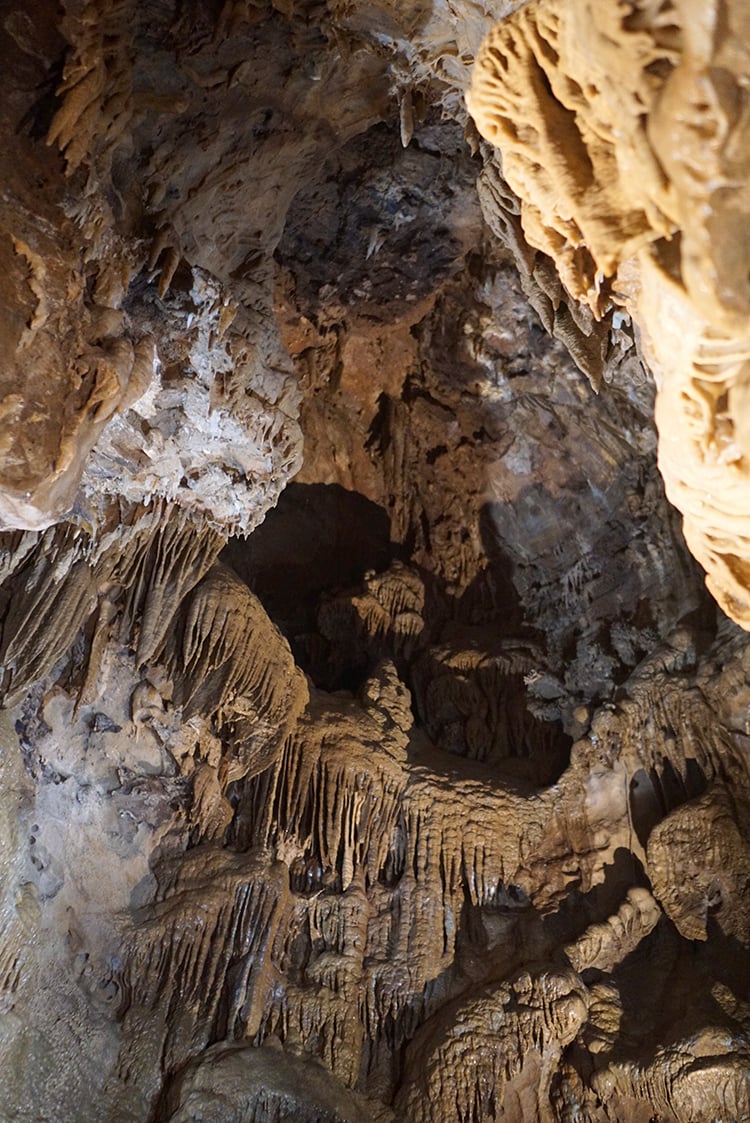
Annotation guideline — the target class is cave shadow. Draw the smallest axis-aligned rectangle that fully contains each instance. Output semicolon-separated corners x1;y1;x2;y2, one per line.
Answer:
222;481;405;639
628;757;708;850
224;480;573;788
548;847;651;957
451;501;528;635
591;913;750;1064
377;881;551;1099
477;480;718;708
696;921;750;1001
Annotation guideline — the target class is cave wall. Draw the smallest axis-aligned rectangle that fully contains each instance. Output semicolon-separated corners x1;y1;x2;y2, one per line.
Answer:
468;0;750;628
0;2;749;1121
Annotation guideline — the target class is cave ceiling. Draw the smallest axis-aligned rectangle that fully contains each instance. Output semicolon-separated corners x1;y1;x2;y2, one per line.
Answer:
0;1;749;1121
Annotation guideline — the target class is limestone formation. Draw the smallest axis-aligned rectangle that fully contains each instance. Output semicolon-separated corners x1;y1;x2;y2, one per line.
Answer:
468;0;750;629
0;1;749;1122
646;784;750;943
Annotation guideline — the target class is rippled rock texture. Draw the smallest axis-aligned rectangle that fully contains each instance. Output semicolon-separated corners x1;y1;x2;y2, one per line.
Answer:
468;0;750;629
0;2;749;1121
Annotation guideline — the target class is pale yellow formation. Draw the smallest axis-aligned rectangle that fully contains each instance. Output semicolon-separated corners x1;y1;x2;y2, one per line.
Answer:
468;0;750;628
46;0;134;177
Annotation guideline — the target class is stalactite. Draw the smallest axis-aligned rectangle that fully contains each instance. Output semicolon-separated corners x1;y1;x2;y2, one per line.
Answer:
1;1;749;1118
47;0;135;177
166;564;307;737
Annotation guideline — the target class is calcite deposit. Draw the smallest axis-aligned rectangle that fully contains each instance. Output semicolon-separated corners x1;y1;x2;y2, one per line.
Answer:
468;0;750;628
0;1;749;1121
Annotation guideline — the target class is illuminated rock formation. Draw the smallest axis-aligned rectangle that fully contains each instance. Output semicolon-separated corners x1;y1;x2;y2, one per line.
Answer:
0;2;748;1121
467;0;750;628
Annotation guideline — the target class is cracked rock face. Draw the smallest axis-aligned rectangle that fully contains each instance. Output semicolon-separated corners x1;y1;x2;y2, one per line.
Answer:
1;2;749;1122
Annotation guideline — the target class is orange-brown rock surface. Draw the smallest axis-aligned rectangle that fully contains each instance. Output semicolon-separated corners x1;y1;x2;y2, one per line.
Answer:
0;2;748;1122
468;0;750;629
